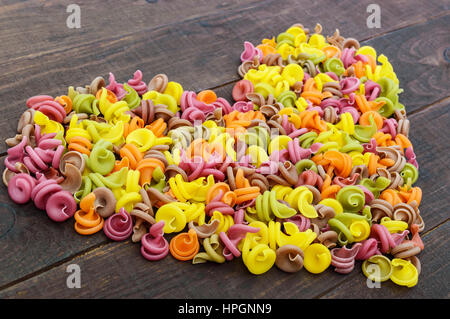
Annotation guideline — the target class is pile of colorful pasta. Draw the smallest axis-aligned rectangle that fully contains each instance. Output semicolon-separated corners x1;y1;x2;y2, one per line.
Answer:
4;23;423;287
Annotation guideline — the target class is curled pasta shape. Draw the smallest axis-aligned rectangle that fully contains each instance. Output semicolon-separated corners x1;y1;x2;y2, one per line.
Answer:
219;224;260;260
141;221;169;261
188;219;220;239
391;241;421;259
336;186;365;213
275;244;304;273
103;207;133;241
193;234;225;264
84;139;115;175
170;229;200;261
255;190;297;221
330;243;361;274
74;193;104;235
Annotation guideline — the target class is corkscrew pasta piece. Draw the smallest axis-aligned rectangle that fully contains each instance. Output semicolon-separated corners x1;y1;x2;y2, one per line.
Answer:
141;221;169;261
74;193;104;235
192;234;225;264
170;228;200;261
103;207;133;241
275;245;304;273
330;243;361;274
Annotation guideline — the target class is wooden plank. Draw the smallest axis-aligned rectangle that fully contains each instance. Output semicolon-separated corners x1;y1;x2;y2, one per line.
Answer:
320;221;449;299
0;0;265;62
0;4;449;154
406;99;450;232
0;0;446;64
0;164;109;288
0;222;447;299
363;15;450;112
0;235;353;298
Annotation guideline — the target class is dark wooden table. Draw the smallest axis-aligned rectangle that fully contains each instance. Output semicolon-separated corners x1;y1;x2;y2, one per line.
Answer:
0;0;448;299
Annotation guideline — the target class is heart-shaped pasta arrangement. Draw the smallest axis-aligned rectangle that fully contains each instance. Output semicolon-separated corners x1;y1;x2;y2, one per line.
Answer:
4;23;423;287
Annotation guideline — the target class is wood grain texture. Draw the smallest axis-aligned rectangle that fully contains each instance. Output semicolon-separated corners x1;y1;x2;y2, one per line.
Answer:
0;1;448;153
406;99;450;232
0;0;446;62
363;14;450;112
0;0;264;62
0;238;354;298
0;163;109;288
320;221;449;299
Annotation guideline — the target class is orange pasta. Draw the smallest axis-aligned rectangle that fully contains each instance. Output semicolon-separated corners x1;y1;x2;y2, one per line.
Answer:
379;189;403;206
67;136;92;155
355;94;385;113
123;116;145;138
55;95;72;114
74;193;104;235
320;174;341;199
298;110;328;132
96;88;117;104
119;143;144;169
322;45;341;59
256;43;277;57
145;118;167;137
399;186;422;206
197;90;217;104
136;158;165;186
112;157;130;173
206;182;230;204
359;111;383;129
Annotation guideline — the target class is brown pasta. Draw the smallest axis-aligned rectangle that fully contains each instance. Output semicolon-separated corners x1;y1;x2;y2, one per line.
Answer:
188;219;220;239
393;201;424;232
6;123;36;147
342;37;360;50
278;161;299;185
146;187;176;206
261;53;285;68
391;241;421;259
167;117;193;131
127;99;174;125
323;106;339;124
275;245;304;273
370;199;394;223
350;165;369;182
327;29;345;50
147;73;169;93
63;111;89;125
377;146;406;173
302;60;317;77
371;167;404;189
312;204;335;229
260;102;284;119
322;81;343;98
286;52;311;65
238;56;260;77
17;109;35;133
316;230;339;249
92;187;117;218
205;108;225;127
304;185;321;204
247;172;270;193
